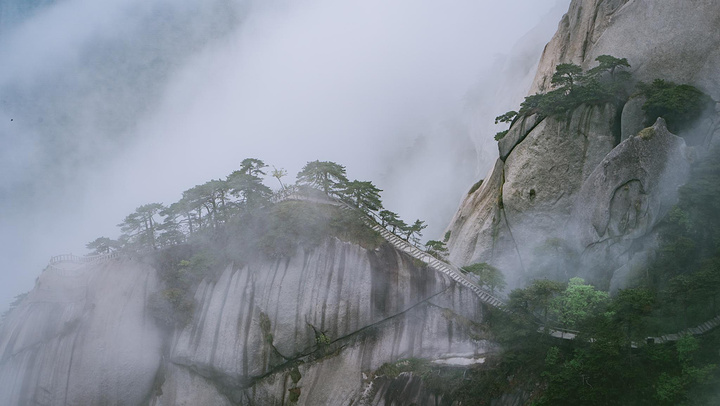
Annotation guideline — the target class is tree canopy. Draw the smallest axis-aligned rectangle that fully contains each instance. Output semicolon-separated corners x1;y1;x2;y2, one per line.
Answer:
118;203;165;250
462;262;506;294
297;160;349;196
341;180;383;212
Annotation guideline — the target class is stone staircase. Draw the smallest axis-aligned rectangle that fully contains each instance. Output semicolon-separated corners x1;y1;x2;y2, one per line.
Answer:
274;191;508;311
44;190;720;345
649;314;720;344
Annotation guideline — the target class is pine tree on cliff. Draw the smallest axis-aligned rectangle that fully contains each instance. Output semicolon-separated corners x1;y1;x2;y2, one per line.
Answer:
86;237;121;255
297;160;349;197
118;203;165;250
238;158;267;177
551;63;583;93
340;180;383;213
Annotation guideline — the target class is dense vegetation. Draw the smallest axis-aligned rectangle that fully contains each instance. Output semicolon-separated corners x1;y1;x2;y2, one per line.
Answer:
86;158;434;327
87;159;428;257
493;55;712;142
637;79;714;133
379;146;720;405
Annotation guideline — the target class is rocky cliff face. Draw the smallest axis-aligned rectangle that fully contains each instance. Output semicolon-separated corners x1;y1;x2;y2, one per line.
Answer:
446;0;719;289
531;0;720;100
0;238;490;405
153;238;488;405
0;259;164;406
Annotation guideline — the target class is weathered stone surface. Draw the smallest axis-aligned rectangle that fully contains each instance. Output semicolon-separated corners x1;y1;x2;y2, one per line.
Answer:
448;104;618;287
0;233;491;406
568;118;691;286
532;0;720;100
445;158;505;266
151;364;234;406
498;114;540;161
152;238;490;405
621;96;646;142
530;0;631;94
0;259;164;406
448;0;720;291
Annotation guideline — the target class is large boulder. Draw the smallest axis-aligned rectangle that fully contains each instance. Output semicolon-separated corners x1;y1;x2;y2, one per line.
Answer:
447;103;618;288
568;118;692;289
447;0;720;291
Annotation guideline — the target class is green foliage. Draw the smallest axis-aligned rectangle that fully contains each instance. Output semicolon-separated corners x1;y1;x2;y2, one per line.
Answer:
587;55;630;78
551;63;583;92
644;145;720;328
425;240;448;260
258;201;330;257
147;249;216;328
479;145;720;405
462;262;506;294
493;130;508;141
375;358;431;379
551;277;609;328
85;237;121;255
609;288;654;342
517;55;631;118
508;279;566;324
270;166;288;190
289;367;302;384
636;79;713;133
494;110;517;124
404;219;427;244
443;230;451;243
118;203;166;250
340;180;383;212
296;160;349;196
288;387;301;403
238;158;267;177
315;332;331;346
147;288;195;328
227;171;272;209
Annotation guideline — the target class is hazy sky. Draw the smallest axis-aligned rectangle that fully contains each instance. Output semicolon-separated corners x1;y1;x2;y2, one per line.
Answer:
0;0;570;310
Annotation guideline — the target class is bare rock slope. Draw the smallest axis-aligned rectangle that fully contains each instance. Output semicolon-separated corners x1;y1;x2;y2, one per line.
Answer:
446;0;719;289
0;259;164;406
0;237;489;406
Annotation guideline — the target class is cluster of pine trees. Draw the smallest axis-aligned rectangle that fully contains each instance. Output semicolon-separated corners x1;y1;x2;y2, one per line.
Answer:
86;158;431;255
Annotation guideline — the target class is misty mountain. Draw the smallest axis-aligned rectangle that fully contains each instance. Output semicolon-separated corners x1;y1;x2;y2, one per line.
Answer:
2;0;720;405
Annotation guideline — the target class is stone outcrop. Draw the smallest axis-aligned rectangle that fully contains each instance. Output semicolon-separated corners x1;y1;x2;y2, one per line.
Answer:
447;103;619;287
152;238;489;405
0;236;490;405
531;0;720;100
446;0;720;290
569;118;692;289
0;259;164;406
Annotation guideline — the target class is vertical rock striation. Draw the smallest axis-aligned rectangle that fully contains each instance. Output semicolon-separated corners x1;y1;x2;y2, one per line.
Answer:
446;0;719;289
153;238;489;405
0;259;164;406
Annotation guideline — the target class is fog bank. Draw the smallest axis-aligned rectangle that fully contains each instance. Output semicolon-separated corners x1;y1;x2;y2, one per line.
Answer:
0;0;569;310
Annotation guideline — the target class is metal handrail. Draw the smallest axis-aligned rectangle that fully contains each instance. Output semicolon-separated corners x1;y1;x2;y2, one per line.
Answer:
272;189;509;311
49;251;120;265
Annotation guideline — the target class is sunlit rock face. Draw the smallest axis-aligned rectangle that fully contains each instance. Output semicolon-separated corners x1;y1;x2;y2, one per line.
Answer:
446;0;718;290
0;259;164;406
152;238;490;405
